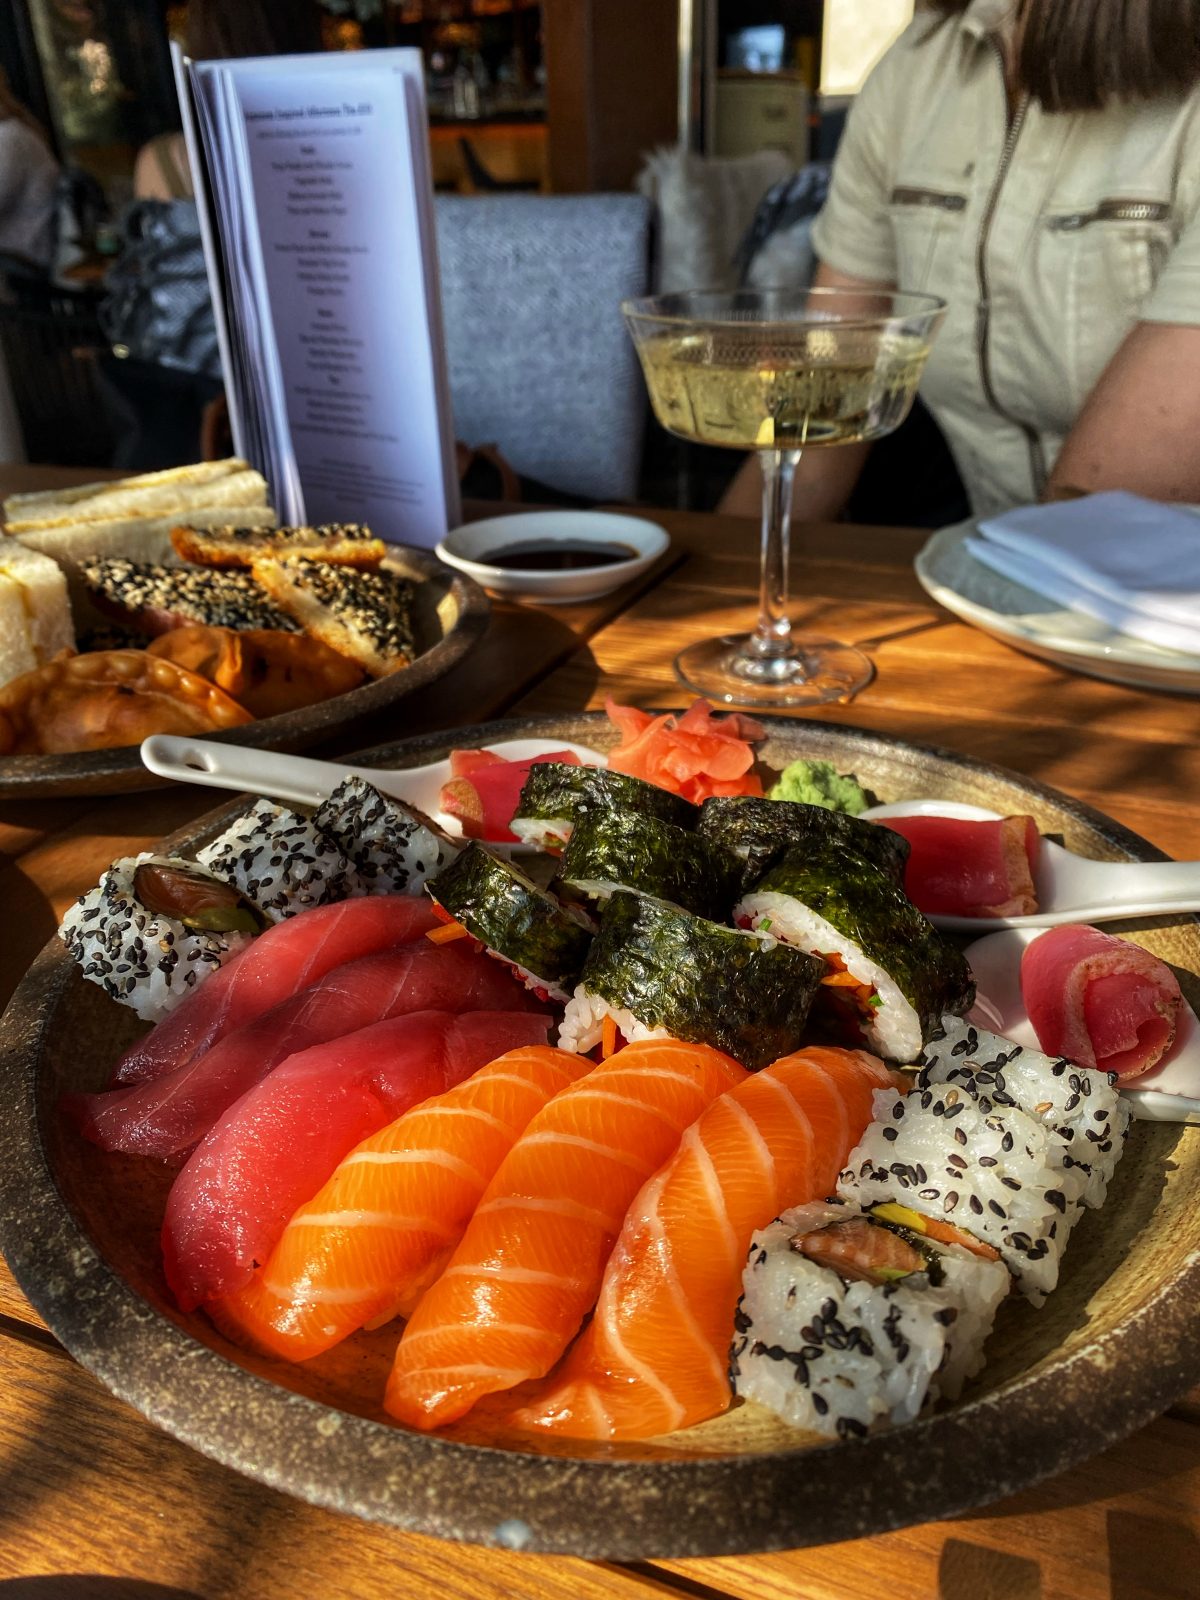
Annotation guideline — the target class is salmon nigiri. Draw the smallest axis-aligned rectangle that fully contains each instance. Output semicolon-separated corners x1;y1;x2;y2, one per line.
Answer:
210;1044;591;1360
161;1010;554;1311
507;1046;899;1440
384;1037;747;1431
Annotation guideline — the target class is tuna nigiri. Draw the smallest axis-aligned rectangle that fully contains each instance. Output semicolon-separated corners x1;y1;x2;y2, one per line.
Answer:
67;940;543;1160
384;1037;747;1430
113;896;440;1086
163;1011;555;1311
508;1045;897;1440
210;1044;590;1357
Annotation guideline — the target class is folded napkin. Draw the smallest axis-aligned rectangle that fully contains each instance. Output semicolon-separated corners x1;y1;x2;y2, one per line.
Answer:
965;490;1200;655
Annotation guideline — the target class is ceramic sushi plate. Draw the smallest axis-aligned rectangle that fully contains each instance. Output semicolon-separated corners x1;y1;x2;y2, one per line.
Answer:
0;546;490;800
1;713;1198;1558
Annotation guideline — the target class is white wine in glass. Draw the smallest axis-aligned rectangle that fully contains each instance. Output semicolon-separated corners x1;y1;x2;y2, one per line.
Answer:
622;287;947;708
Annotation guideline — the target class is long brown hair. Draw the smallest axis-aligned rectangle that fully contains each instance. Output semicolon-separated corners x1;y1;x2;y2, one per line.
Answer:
926;0;1200;110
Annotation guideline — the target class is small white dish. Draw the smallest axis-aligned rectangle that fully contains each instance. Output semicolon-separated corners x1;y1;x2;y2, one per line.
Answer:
436;510;669;604
915;519;1200;695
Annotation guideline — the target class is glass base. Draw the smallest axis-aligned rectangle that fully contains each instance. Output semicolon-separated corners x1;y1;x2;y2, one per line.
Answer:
674;633;874;709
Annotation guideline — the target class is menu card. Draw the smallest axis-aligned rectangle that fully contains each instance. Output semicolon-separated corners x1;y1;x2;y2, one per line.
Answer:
173;44;460;547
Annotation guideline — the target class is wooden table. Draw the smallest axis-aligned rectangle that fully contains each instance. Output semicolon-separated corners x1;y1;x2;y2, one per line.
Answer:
2;469;1198;1595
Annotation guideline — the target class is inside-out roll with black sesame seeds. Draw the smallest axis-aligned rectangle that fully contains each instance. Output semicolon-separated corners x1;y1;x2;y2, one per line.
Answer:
729;1199;1011;1440
918;1015;1131;1209
57;853;267;1022
312;775;460;896
836;1080;1091;1305
196;797;360;920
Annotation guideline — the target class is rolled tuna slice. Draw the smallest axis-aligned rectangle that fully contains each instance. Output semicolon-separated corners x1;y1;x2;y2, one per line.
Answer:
836;1084;1089;1304
557;807;741;920
918;1014;1130;1208
558;890;824;1072
511;761;698;851
1020;923;1184;1081
697;794;910;890
426;841;593;1002
879;813;1039;919
58;853;266;1023
735;841;974;1063
197;796;359;918
729;1199;1011;1439
312;775;459;895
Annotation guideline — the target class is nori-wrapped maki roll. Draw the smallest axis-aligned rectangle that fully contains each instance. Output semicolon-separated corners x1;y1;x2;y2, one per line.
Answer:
698;795;909;889
558;890;824;1071
511;762;698;850
735;841;973;1063
558;808;741;920
313;775;459;895
426;841;592;1001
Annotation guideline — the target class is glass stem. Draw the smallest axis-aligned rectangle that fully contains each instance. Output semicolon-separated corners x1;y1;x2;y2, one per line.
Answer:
751;447;802;662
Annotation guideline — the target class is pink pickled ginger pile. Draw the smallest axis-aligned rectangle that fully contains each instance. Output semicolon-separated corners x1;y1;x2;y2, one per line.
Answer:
604;697;764;804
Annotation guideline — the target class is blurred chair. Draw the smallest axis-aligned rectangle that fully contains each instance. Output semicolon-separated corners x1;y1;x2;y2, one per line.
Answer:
0;254;115;466
635;146;792;293
434;193;652;503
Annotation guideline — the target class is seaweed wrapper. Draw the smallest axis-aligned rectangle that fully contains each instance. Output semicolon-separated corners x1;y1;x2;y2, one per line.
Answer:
427;842;592;985
752;843;974;1042
698;795;909;888
559;808;741;919
514;763;698;840
581;890;824;1071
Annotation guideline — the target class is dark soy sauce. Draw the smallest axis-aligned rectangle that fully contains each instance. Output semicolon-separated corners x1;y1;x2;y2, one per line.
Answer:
485;540;638;572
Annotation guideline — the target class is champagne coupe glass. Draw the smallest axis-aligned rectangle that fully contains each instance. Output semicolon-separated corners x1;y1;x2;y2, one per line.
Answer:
622;287;947;708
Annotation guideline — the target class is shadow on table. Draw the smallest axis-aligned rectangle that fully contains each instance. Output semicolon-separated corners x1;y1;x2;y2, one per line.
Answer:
1107;1510;1200;1600
938;1537;1042;1599
0;1580;204;1598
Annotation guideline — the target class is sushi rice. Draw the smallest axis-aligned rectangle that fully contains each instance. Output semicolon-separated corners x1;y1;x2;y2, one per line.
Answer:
557;985;671;1053
730;1199;1011;1439
737;889;924;1063
838;1084;1090;1304
58;853;256;1023
918;1015;1130;1209
312;775;459;895
197;796;359;919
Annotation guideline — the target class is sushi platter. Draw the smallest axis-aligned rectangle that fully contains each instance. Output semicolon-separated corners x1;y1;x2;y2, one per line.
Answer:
1;711;1198;1558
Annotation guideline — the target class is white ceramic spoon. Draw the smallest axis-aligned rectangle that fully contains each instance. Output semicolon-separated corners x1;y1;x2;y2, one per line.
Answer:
140;734;607;852
964;926;1200;1125
862;798;1200;932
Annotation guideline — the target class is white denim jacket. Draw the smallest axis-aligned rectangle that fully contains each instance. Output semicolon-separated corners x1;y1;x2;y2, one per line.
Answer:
810;0;1200;515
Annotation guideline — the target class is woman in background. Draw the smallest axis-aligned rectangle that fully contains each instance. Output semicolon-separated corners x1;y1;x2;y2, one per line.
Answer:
134;0;325;201
0;70;59;270
721;0;1200;523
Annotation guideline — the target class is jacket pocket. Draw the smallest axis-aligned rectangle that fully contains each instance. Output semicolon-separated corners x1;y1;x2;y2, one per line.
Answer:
887;186;968;291
1041;199;1176;407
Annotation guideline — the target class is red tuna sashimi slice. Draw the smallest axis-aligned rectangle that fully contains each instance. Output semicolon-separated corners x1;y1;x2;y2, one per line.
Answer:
162;1009;554;1311
65;942;544;1160
439;750;583;842
880;814;1040;918
113;896;440;1087
1021;922;1183;1079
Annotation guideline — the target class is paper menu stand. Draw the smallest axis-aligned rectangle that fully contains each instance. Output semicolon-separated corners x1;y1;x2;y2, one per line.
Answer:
173;43;460;548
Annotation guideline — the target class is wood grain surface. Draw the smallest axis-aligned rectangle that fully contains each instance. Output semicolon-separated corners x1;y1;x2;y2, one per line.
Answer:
1;469;1197;1594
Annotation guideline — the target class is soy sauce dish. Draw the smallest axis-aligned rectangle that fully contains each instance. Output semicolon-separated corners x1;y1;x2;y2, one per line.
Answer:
436;511;669;603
